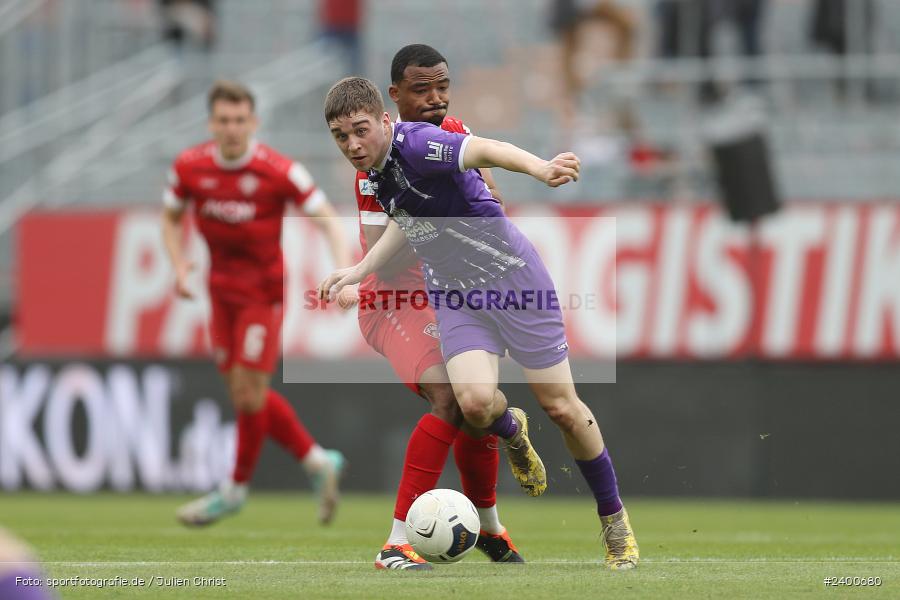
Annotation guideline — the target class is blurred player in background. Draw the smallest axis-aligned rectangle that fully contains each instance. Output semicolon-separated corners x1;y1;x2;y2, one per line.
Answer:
350;44;522;570
161;81;349;527
322;77;639;569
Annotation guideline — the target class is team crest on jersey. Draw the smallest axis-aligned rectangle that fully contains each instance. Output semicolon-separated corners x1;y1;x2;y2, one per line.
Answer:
423;323;440;339
238;174;259;196
358;178;375;196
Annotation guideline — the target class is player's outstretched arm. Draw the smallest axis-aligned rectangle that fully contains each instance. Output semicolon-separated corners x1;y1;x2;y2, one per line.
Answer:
161;207;194;299
362;223;419;280
318;219;408;301
479;167;505;208
306;199;359;308
306;199;353;269
462;137;580;188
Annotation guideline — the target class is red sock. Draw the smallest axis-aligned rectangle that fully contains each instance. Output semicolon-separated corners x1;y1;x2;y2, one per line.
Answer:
453;430;499;508
393;414;459;521
264;390;316;460
232;407;268;484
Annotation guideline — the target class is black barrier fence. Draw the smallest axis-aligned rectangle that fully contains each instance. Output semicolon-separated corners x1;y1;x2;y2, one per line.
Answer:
0;359;897;499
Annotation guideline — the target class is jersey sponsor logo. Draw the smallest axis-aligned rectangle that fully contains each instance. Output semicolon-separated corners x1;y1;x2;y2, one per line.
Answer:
358;178;375;196
238;174;259;196
394;209;439;244
199;199;256;223
425;141;444;161
423;322;440;339
425;140;454;164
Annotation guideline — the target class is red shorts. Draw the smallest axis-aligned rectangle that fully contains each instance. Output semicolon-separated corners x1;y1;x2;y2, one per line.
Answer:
209;296;283;373
358;302;445;394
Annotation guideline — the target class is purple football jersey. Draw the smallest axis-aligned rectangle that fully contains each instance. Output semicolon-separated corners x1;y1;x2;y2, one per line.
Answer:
367;121;532;289
366;122;569;368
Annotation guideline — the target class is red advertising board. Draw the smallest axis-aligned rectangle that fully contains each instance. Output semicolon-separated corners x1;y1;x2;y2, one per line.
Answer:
16;203;900;360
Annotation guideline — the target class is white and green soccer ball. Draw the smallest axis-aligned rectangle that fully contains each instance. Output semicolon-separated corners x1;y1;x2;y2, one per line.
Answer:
405;489;480;563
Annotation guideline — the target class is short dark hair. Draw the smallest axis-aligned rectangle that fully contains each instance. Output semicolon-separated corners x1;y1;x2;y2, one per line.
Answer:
207;80;255;113
324;77;385;123
390;44;448;83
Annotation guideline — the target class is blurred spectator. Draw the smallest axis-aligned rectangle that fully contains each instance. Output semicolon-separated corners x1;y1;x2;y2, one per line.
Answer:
549;0;637;129
656;0;686;59
657;0;767;103
810;0;878;100
548;1;670;172
158;0;216;51
811;0;875;55
318;0;364;75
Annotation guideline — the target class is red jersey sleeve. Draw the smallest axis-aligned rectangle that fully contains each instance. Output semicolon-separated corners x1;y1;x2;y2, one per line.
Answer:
163;158;191;210
356;171;389;226
286;160;328;215
441;115;472;135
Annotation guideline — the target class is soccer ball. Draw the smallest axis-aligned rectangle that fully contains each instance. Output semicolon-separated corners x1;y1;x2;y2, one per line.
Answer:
405;489;480;563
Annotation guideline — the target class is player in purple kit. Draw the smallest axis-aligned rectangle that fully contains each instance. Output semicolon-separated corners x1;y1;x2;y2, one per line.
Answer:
320;77;638;569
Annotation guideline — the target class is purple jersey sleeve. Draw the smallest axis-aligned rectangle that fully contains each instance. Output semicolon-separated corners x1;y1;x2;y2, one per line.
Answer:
399;123;471;177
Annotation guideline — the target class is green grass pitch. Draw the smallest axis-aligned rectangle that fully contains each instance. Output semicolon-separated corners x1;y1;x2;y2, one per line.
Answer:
2;493;898;599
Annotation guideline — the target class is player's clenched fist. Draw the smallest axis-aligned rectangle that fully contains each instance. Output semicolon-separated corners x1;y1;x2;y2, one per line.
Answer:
540;152;580;187
318;266;363;302
336;283;360;309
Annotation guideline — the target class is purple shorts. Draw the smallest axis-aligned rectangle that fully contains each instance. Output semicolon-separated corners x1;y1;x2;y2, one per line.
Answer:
433;253;569;370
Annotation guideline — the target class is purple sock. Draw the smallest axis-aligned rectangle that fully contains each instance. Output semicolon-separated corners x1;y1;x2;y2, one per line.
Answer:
486;409;518;439
575;448;623;517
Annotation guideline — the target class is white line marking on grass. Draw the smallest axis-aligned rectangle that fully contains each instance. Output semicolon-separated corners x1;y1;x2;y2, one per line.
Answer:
40;558;900;566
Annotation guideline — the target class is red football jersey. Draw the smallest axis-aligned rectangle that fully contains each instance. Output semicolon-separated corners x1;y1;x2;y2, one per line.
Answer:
164;140;325;305
354;116;473;297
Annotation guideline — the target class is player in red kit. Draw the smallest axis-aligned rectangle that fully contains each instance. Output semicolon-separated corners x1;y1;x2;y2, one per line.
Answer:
161;81;352;527
349;45;523;570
